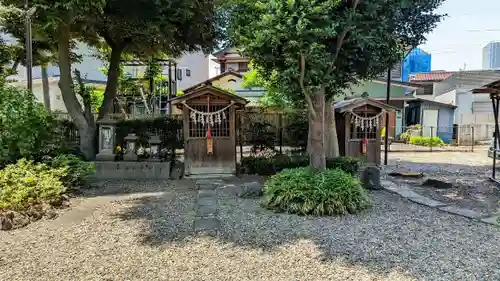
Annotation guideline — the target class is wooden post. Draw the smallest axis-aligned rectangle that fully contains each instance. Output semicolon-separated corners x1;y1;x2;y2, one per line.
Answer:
279;113;283;154
430;126;434;152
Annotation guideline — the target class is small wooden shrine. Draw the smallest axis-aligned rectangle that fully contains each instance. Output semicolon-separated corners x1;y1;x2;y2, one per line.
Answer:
334;98;398;165
170;85;248;175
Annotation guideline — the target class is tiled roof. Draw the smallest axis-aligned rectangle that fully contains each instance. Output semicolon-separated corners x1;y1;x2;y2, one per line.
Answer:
409;72;454;82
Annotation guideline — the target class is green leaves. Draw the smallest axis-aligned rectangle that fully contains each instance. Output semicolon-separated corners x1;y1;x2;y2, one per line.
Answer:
262;167;371;216
0;84;55;165
228;0;445;100
0;159;67;210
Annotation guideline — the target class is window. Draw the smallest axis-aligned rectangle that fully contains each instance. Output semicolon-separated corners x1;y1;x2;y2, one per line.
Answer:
188;104;230;138
56;95;61;100
349;113;378;140
177;69;182;80
238;62;249;72
186;69;191;77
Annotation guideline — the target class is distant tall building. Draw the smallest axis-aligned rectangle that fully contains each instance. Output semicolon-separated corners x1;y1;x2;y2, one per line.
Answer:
401;48;431;82
482;42;500;70
379;48;431;82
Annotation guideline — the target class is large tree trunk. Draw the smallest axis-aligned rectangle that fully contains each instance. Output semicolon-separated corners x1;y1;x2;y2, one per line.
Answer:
98;45;124;120
41;64;51;112
308;87;326;171
57;24;96;160
325;98;339;158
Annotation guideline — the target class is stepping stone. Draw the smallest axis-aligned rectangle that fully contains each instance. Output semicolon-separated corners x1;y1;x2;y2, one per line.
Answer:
194;217;220;235
408;193;447;208
388;172;424;178
381;180;399;192
197;190;216;198
438;206;481;219
197;203;218;216
197;184;217;191
481;216;500;226
394;188;421;198
422;179;454;189
195;179;222;186
197;197;217;207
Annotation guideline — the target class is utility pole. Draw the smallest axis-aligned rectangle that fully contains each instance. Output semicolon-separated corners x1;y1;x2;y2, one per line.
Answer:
25;0;33;92
384;68;391;166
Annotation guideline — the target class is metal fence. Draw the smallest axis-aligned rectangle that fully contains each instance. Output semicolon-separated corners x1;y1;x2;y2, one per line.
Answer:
383;125;489;152
60;111;491;155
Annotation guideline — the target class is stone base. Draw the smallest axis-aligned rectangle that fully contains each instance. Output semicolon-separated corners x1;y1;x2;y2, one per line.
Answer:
123;153;138;161
96;152;115;161
94;161;171;180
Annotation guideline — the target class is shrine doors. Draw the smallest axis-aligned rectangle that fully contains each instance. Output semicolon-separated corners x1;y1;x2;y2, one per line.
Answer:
183;99;237;175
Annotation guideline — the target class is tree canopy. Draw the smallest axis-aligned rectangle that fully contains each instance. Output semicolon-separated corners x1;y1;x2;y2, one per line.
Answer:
228;0;445;169
0;0;226;159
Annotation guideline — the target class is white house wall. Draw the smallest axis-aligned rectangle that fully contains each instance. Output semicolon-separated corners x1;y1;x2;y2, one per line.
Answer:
455;91;473;125
434;89;456;105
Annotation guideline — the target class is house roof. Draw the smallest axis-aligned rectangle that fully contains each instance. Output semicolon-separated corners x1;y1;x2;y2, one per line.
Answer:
372;79;422;89
170;84;248;106
472;79;500;95
447;70;500;89
409;72;454;82
334;97;399;113
406;98;457;109
212;46;238;57
182;71;243;93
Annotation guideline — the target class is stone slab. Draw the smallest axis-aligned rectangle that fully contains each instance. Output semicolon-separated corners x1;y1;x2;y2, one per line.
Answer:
481;216;500;226
197;204;218;216
197;197;217;207
408;194;447;208
197;184;217;191
438;206;482;219
394;188;421;199
197;190;216;198
194;217;220;234
381;180;400;193
94;161;170;180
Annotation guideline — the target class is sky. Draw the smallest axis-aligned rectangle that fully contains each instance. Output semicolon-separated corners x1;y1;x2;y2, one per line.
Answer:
420;0;500;71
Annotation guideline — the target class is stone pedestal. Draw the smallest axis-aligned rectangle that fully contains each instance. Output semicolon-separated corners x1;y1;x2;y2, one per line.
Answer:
123;133;139;161
149;135;162;162
96;119;118;161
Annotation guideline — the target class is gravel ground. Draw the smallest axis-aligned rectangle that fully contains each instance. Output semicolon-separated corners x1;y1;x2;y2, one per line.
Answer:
384;151;500;216
2;179;500;281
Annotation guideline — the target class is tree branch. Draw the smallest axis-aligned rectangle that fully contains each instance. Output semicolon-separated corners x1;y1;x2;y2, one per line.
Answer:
300;54;316;119
327;0;361;74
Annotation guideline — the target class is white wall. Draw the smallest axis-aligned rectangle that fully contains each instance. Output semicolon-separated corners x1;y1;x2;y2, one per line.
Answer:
455;91;473;124
10;78;69;112
434;89;456;105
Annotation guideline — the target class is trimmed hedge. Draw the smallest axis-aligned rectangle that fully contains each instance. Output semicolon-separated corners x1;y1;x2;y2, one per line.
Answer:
409;136;444;147
262;167;371;216
240;155;362;176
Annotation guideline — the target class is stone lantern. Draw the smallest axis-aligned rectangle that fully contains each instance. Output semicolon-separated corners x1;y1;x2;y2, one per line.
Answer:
96;118;118;161
123;133;139;161
149;135;162;161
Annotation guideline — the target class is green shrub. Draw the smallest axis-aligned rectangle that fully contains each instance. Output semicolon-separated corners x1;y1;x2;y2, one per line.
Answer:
49;154;95;187
409;136;444;147
241;156;275;175
0;159;67;210
241;155;362;175
326;156;361;175
0;85;56;166
263;167;371;216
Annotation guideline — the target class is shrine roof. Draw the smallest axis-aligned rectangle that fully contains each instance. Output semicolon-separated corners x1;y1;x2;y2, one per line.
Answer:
334;97;399;113
170;84;248;106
